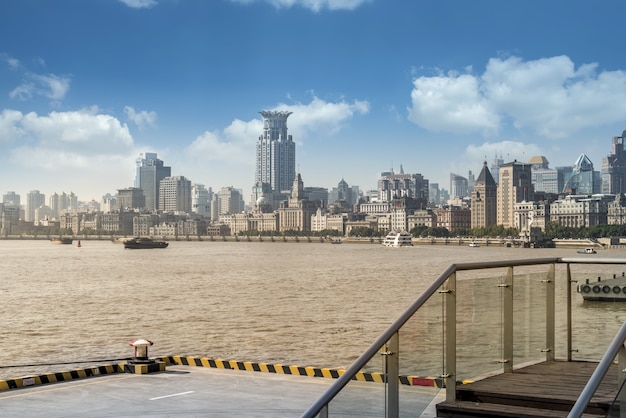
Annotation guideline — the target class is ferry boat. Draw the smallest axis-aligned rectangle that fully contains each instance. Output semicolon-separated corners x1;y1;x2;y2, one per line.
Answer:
382;230;413;247
123;237;169;249
469;241;480;248
577;247;597;254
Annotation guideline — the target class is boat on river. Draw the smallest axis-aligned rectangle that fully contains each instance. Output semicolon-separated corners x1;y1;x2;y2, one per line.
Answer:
469;241;480;248
578;273;626;301
51;237;73;244
382;230;413;247
577;247;597;254
123;237;169;249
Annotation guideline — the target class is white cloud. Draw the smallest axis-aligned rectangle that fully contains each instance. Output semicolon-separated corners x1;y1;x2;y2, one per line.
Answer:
408;55;626;140
465;141;543;165
9;72;71;102
229;0;370;12
124;106;157;129
118;0;158;9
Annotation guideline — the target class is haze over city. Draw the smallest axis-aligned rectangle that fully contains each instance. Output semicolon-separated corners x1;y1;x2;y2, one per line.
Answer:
2;0;626;202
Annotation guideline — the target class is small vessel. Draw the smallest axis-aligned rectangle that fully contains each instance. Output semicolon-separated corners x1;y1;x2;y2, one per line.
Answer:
123;237;169;249
577;247;597;254
51;237;73;244
469;241;480;248
579;273;626;301
382;230;413;247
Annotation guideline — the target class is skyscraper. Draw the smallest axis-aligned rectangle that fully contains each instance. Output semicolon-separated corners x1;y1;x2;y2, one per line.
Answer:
159;176;192;213
601;131;626;194
497;161;533;228
135;153;171;211
255;111;295;193
25;190;45;222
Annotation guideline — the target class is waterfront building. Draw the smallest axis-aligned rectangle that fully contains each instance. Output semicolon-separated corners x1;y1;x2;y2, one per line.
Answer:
549;194;612;228
470;161;497;229
117;188;145;211
100;194;116;213
329;179;356;207
497;161;534;228
407;209;436;230
34;205;55;223
562;154;601;195
359;200;390;216
255;111;295;194
434;206;471;232
310;208;347;234
25;190;45;222
608;194;626;225
0;204;20;236
217;186;245;216
277;173;318;233
100;212;134;234
158;176;192;213
135;153;171;211
229;195;279;236
133;214;159;237
449;173;468;199
601;132;626;194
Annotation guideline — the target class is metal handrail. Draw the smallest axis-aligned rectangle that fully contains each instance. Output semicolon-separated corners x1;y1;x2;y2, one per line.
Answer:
301;256;626;418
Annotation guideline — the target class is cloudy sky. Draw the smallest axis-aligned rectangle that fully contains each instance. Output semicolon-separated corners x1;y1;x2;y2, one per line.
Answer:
2;0;626;203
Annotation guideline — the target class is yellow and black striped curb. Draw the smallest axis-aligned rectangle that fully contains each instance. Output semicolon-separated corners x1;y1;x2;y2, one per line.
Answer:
0;356;447;391
158;356;445;388
0;363;126;391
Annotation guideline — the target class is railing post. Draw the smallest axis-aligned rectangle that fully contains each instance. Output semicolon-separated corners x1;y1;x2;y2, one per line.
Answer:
445;272;457;402
503;267;514;373
545;264;555;362
384;332;399;418
566;263;573;361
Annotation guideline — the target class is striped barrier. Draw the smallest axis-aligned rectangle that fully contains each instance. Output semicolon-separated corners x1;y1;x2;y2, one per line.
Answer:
0;356;446;391
158;356;444;388
0;363;125;391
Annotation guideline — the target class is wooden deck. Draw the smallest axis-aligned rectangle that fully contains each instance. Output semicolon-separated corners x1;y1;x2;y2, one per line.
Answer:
436;360;620;417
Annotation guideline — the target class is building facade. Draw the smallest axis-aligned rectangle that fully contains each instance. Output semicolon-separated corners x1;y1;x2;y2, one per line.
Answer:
159;176;192;213
25;190;45;222
602;132;626;194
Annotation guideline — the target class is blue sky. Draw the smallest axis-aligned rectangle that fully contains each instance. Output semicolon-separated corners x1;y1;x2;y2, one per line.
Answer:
2;0;626;203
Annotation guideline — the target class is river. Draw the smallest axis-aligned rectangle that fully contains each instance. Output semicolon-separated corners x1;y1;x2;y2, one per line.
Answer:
1;240;625;381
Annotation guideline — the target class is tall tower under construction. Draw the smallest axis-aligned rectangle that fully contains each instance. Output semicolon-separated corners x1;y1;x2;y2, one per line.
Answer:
255;111;296;193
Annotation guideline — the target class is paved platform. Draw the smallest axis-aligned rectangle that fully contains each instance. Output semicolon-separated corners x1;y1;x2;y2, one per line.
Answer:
0;365;442;417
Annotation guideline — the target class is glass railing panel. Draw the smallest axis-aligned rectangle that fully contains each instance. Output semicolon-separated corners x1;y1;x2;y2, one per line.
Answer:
455;272;508;381
397;292;446;416
569;264;626;361
512;271;548;367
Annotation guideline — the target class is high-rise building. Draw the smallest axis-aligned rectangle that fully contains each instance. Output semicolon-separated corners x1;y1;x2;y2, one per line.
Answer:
2;191;20;207
192;184;213;218
255;111;296;193
497;161;534;228
601;131;626;194
117;187;145;211
377;167;429;205
159;176;192;213
471;161;497;228
25;190;45;222
217;187;244;216
529;156;559;194
450;173;468;199
490;154;504;185
135;153;171;211
563;154;601;195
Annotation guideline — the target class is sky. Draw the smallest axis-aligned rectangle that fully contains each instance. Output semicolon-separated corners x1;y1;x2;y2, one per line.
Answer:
2;0;626;203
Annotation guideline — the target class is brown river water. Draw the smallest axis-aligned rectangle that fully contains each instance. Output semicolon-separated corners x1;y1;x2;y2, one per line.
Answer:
1;239;625;380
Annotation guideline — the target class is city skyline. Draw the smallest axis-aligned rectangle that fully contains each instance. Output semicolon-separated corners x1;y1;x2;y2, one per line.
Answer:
2;1;626;201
